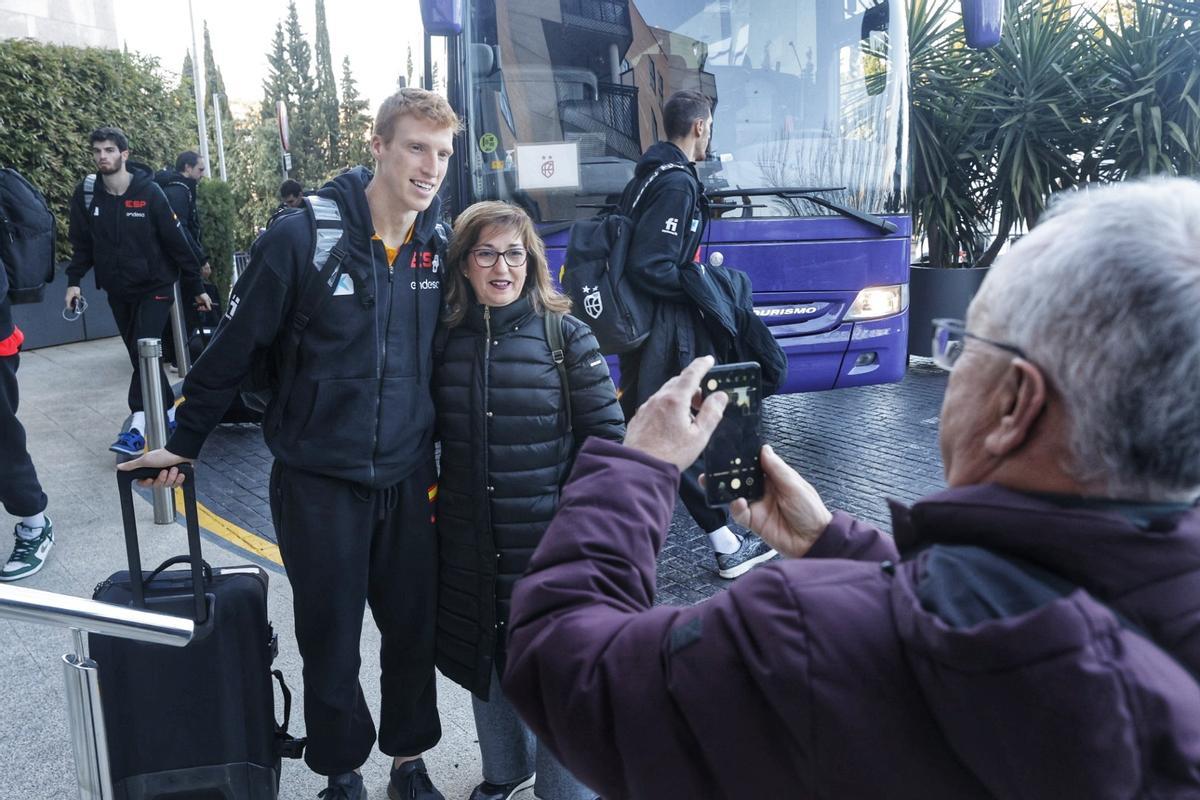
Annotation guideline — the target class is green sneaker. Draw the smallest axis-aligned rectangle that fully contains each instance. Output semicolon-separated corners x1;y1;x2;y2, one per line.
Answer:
0;517;54;582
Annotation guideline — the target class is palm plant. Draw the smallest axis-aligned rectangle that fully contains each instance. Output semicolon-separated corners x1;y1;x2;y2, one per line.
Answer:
968;0;1093;266
908;0;990;266
1091;0;1200;178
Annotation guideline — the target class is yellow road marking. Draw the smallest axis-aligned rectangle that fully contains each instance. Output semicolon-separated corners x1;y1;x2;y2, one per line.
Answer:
173;486;283;566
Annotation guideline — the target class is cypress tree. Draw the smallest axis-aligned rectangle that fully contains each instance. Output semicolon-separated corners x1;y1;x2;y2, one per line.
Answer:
338;56;373;169
283;0;321;181
314;0;341;172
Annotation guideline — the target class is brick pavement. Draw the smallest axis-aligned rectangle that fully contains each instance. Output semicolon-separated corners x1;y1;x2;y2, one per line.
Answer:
191;360;950;606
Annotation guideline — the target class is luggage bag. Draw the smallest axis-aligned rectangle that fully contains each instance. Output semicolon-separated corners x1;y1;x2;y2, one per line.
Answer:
90;465;301;799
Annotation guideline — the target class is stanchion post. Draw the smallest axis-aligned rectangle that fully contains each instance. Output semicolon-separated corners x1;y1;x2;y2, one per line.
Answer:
136;338;175;523
62;629;113;800
169;282;191;377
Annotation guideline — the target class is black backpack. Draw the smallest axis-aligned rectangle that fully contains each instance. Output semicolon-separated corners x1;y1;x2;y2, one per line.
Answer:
0;168;56;304
237;195;350;415
561;163;692;354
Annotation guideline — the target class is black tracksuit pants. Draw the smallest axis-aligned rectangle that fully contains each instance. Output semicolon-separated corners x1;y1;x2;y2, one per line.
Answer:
0;353;46;519
269;458;441;776
108;291;175;416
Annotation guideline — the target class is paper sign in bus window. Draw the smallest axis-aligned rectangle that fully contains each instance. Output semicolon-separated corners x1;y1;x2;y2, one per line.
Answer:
515;142;580;191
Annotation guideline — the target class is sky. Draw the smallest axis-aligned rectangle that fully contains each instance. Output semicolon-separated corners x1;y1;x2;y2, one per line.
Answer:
111;0;429;118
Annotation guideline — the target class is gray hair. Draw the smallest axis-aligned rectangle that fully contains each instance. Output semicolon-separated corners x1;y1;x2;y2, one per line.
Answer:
969;178;1200;500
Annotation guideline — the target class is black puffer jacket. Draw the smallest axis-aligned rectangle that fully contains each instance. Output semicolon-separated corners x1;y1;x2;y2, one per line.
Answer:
434;294;625;699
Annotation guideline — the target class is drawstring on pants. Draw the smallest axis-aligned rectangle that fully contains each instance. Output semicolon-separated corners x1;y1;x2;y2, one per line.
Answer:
351;482;402;521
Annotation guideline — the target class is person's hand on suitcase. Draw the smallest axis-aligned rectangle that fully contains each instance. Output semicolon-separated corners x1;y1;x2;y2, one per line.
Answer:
117;448;193;487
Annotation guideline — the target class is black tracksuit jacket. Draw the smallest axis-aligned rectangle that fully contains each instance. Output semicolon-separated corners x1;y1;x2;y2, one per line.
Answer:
65;162;203;299
154;169;208;265
433;294;626;699
168;167;447;488
618;141;717;407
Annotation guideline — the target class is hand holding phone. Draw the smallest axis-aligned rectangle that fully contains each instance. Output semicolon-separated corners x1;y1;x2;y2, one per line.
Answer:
701;361;765;507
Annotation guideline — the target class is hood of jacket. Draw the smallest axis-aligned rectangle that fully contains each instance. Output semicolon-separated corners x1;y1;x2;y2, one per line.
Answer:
889;483;1200;797
154;168;196;193
633;141;697;181
316;166;444;251
121;161;156;194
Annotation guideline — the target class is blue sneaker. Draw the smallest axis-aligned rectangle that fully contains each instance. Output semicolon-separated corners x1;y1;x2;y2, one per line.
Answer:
109;428;146;455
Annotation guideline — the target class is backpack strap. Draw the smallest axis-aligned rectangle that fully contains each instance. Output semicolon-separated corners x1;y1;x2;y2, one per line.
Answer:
83;174;96;212
272;195;348;410
628;162;693;214
546;311;571;433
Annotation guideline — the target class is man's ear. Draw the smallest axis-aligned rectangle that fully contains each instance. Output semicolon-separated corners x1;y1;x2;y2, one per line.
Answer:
369;134;384;160
983;358;1047;457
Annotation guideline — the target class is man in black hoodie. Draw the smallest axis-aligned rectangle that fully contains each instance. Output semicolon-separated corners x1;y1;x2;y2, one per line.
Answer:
155;150;211;369
122;89;460;800
618;91;775;580
65;127;210;455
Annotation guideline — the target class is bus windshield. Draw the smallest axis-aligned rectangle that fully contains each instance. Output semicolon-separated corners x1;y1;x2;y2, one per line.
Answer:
462;0;908;223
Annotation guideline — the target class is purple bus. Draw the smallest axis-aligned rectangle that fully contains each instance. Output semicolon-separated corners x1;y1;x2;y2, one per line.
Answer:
421;0;1001;394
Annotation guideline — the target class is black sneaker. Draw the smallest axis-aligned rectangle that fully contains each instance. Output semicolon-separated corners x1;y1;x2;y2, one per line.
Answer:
467;773;535;800
387;758;444;800
715;532;777;579
319;771;367;800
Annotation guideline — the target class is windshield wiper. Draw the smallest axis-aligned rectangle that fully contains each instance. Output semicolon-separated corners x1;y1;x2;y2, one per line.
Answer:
705;186;898;234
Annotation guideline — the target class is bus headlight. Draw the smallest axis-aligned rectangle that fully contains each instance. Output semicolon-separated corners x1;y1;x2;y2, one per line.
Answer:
844;284;908;321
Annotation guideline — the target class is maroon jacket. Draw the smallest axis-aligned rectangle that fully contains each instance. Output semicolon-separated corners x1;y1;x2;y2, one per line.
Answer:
504;439;1200;799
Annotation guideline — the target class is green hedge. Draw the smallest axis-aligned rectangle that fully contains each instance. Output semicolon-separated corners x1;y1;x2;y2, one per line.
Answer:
197;179;235;300
0;39;193;262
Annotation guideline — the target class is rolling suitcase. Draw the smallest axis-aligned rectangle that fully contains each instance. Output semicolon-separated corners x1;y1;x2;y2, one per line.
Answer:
90;465;302;799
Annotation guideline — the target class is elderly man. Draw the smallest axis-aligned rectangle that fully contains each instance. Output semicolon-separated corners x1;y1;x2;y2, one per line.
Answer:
503;179;1200;799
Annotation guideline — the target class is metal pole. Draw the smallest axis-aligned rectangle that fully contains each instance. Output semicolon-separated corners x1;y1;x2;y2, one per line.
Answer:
169;282;191;377
212;93;228;182
137;338;175;523
63;629;112;800
1;583;193;800
187;0;211;170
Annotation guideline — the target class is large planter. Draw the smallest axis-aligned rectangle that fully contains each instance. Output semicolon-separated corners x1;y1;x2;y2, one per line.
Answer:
907;265;990;357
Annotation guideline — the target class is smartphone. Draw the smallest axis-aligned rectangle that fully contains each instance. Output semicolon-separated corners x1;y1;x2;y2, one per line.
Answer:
701;361;765;507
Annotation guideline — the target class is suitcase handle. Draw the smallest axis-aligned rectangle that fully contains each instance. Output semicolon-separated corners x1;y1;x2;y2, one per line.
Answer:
145;555;214;586
115;463;208;624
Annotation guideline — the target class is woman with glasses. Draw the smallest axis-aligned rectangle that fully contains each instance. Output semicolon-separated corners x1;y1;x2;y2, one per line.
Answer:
433;201;624;800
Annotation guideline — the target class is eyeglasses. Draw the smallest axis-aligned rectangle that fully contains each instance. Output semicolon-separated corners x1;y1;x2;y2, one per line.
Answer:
471;248;528;268
931;318;1028;371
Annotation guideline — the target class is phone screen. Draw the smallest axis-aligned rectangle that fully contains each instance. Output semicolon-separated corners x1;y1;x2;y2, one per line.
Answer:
701;362;764;507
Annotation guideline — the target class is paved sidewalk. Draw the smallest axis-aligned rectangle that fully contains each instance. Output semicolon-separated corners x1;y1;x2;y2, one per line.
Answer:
0;338;484;800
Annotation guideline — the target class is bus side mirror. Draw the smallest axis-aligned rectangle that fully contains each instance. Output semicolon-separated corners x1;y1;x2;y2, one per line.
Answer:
421;0;464;36
961;0;1003;48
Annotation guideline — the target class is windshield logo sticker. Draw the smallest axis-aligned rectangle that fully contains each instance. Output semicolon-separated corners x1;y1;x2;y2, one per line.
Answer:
540;156;556;179
582;285;603;320
662;217;679;236
479;132;498;153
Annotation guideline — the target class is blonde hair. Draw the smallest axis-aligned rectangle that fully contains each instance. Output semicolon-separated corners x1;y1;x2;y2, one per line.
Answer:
373;87;462;144
443;201;571;327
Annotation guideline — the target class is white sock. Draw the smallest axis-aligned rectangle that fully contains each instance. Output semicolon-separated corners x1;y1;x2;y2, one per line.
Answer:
17;513;45;539
167;406;177;423
707;525;740;554
130;411;146;434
